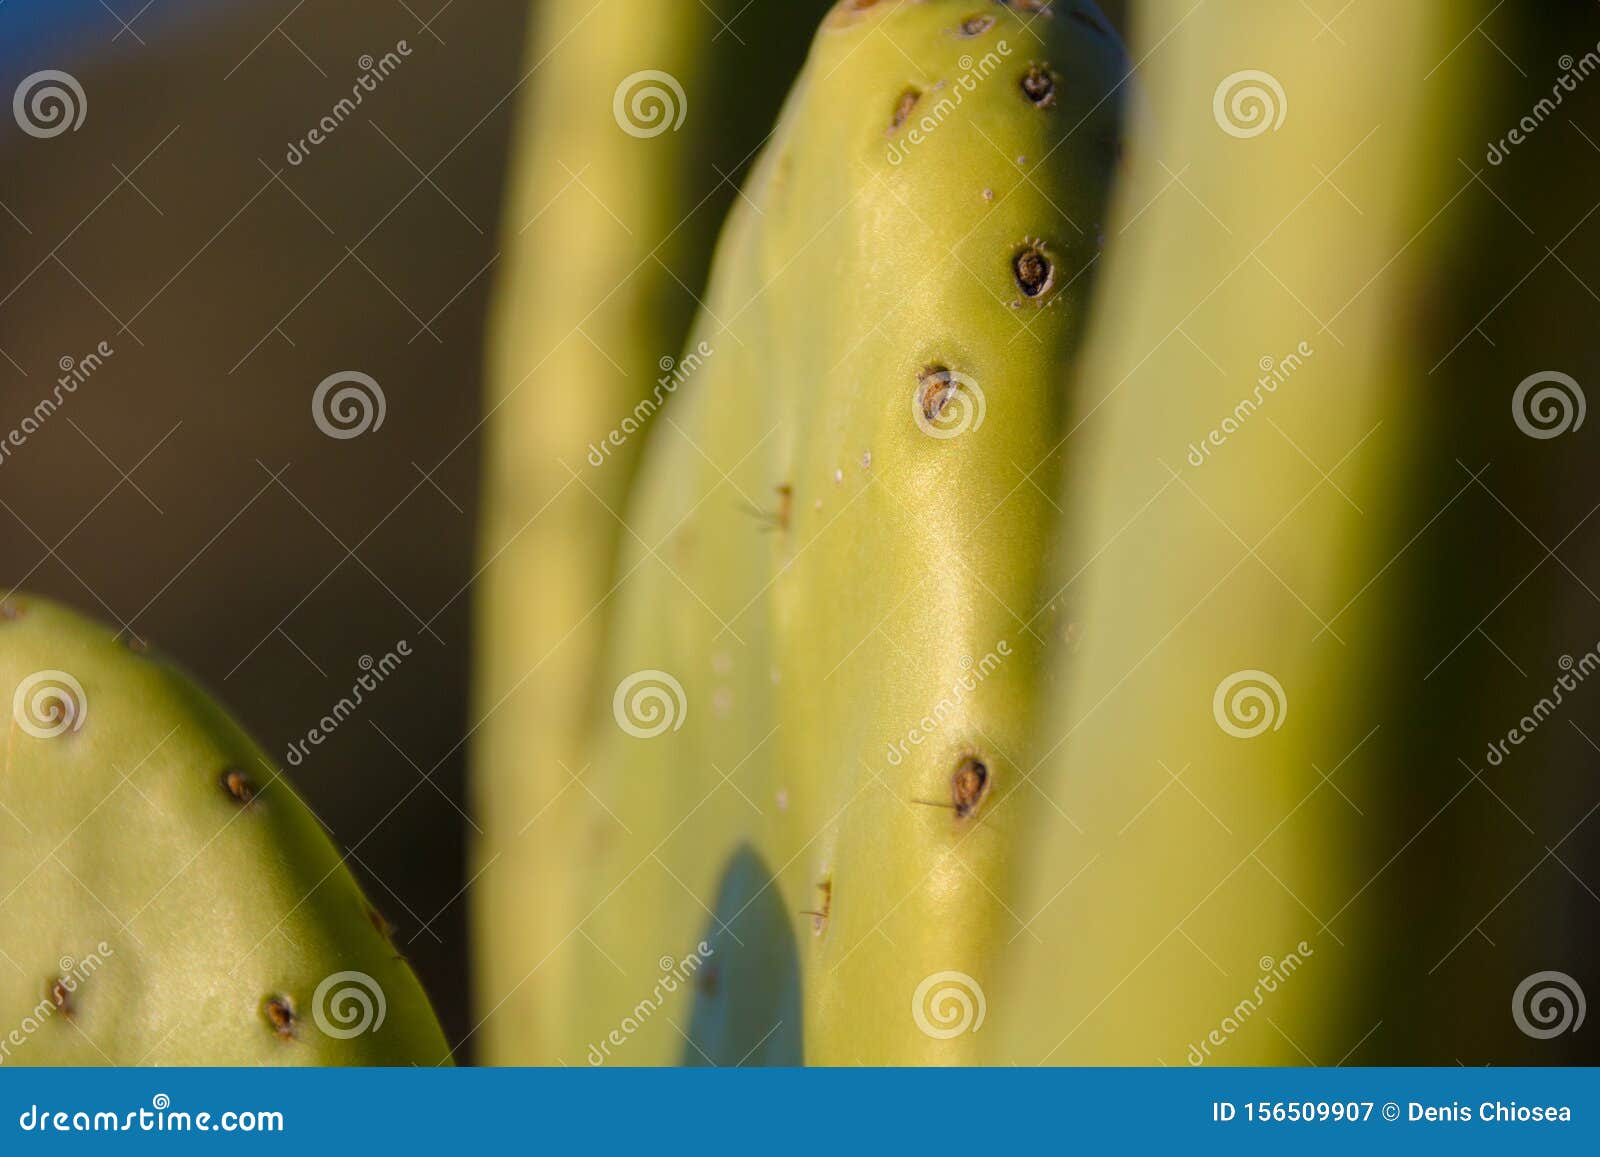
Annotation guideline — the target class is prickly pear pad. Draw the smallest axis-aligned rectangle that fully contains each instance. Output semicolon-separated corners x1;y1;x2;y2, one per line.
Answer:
532;0;1125;1065
471;0;834;1066
0;597;447;1065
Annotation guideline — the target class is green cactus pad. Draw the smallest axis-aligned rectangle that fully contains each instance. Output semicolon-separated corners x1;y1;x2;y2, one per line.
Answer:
0;596;448;1065
505;0;1125;1065
992;0;1548;1065
472;0;832;1064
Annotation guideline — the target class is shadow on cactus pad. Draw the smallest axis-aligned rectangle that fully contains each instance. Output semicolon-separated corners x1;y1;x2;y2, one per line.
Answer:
683;845;802;1066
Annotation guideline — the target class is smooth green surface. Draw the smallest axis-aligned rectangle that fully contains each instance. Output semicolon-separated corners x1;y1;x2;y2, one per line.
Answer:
481;0;1596;1069
471;0;830;1065
0;596;447;1065
992;0;1474;1064
527;0;1124;1065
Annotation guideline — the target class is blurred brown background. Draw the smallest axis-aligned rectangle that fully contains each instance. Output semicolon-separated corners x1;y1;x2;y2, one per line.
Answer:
0;0;539;1054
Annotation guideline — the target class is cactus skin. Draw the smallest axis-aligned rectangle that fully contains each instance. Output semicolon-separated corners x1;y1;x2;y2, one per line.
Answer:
471;0;830;1065
993;0;1600;1065
0;596;448;1065
983;0;1464;1064
524;0;1124;1065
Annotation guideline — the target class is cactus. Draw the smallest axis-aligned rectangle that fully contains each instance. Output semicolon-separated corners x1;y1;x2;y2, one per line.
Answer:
480;0;1600;1068
0;0;1576;1072
0;596;448;1065
501;0;1126;1065
978;0;1468;1066
472;0;831;1063
992;0;1600;1066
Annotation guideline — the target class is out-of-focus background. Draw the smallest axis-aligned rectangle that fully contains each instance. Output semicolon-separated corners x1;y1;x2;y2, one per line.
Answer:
0;0;547;1054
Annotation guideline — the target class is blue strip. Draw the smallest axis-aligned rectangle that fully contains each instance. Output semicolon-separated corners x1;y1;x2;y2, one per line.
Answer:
0;1067;1595;1152
0;0;256;71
